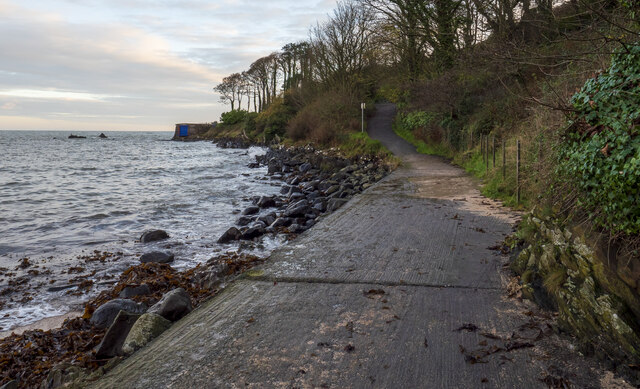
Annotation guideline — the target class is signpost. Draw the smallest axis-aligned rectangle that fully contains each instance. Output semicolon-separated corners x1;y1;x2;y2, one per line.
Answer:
361;102;365;133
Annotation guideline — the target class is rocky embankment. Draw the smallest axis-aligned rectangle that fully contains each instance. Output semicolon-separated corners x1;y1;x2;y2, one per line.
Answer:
0;144;392;389
216;145;390;245
512;213;640;383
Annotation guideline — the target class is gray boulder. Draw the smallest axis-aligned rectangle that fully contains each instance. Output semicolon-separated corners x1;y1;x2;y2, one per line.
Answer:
284;200;309;217
257;196;276;208
91;299;147;329
236;216;253;226
148;288;193;322
217;227;242;244
140;229;169;243
140;251;174;264
242;206;260;215
241;226;265;240
271;217;292;228
122;313;172;355
119;284;151;299
299;162;312;173
327;198;349;212
95;310;142;358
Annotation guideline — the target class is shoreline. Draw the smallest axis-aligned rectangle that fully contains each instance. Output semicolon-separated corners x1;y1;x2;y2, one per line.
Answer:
0;142;394;388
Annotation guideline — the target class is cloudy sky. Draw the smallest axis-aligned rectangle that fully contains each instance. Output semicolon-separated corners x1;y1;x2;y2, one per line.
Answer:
0;0;337;131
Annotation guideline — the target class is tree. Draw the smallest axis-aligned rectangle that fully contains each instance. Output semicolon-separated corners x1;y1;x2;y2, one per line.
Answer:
310;1;376;87
213;73;244;110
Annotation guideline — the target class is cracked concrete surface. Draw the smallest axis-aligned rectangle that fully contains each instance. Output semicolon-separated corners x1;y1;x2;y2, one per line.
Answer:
93;103;631;389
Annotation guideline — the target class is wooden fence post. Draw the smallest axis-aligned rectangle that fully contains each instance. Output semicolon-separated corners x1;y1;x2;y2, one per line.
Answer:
492;136;496;168
517;139;521;204
502;138;506;179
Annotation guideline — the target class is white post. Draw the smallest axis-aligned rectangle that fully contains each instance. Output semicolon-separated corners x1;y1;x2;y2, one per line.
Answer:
361;102;365;133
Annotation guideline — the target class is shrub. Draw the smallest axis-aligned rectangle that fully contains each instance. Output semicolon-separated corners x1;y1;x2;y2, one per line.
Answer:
557;45;640;235
256;98;295;140
220;110;248;125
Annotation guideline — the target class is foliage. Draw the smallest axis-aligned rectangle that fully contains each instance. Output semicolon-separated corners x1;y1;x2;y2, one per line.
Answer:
401;110;438;129
393;116;452;158
220;109;248;125
338;132;391;159
557;45;640;234
256;98;296;140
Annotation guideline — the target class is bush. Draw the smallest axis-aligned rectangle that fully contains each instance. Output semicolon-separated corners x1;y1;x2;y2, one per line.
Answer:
557;45;640;234
243;112;259;135
220;110;248;125
256;98;295;140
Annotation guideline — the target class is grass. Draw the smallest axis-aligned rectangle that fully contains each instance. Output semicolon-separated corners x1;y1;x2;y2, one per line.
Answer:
338;131;394;160
393;120;453;158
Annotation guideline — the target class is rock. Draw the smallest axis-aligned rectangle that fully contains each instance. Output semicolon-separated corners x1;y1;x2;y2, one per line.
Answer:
241;226;265;240
236;216;253;226
91;299;147;329
325;185;340;196
271;217;292;228
119;284;151;299
247;162;260;168
289;192;305;201
327;198;348;212
140;230;169;243
193;263;229;289
122;313;172;355
95;311;142;358
140;251;174;264
148;288;193;322
217;227;242;244
258;213;276;226
68;134;86;139
288;224;305;233
284;200;309;217
242;206;260;215
98;133;108;139
280;186;290;195
257;196;276;208
299;162;312;173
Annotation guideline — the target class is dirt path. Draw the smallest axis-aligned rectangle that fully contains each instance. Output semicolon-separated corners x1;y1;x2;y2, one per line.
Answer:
93;103;630;388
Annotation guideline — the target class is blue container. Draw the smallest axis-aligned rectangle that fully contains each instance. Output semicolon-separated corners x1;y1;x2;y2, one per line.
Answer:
179;125;188;137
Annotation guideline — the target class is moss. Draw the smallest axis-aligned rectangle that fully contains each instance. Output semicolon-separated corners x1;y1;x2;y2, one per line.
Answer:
593;261;640;320
543;267;568;296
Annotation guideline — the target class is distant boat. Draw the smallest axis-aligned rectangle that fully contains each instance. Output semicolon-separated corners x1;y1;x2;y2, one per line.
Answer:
98;133;108;139
68;134;86;139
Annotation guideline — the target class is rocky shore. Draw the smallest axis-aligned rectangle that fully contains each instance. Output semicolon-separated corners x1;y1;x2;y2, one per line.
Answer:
0;143;392;388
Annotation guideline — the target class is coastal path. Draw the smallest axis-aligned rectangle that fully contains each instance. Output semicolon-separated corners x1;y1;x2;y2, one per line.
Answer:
93;103;625;388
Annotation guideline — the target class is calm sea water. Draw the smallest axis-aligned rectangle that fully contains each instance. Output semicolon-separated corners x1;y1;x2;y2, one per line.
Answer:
0;130;282;331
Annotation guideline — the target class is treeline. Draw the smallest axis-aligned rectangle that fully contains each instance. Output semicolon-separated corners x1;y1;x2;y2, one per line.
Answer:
213;0;636;144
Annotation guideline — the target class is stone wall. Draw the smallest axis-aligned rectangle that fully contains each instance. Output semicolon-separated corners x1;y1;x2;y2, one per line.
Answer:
512;213;640;367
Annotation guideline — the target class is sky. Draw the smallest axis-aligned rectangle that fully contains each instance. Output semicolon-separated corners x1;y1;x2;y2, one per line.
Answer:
0;0;337;131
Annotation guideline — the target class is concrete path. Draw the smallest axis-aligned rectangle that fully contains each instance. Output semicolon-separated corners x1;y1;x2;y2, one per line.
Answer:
93;103;626;388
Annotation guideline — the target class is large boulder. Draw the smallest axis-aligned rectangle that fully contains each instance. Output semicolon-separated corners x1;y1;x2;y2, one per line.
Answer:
147;288;192;322
140;251;174;264
140;230;169;243
95;311;142;358
119;284;151;299
122;313;172;355
90;299;147;329
217;227;242;244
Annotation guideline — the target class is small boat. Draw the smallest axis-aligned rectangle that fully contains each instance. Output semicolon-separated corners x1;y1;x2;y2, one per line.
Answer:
68;134;86;139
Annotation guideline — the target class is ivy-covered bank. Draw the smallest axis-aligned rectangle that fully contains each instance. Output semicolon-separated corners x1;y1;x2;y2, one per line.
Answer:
512;213;640;375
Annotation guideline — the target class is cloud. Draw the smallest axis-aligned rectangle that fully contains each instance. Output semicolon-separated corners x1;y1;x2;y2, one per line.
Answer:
1;102;17;110
0;0;338;130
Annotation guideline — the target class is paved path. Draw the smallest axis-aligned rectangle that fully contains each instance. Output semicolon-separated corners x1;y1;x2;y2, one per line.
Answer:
94;103;626;388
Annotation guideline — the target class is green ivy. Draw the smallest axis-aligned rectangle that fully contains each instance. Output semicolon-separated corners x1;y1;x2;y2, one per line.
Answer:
558;44;640;234
401;110;438;129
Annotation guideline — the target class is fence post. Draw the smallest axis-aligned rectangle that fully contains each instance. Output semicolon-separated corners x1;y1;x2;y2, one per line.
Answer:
516;139;521;204
485;136;488;171
502;138;506;179
491;135;496;169
481;135;485;163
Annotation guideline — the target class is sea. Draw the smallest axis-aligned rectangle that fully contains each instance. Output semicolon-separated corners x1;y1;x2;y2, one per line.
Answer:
0;130;283;332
